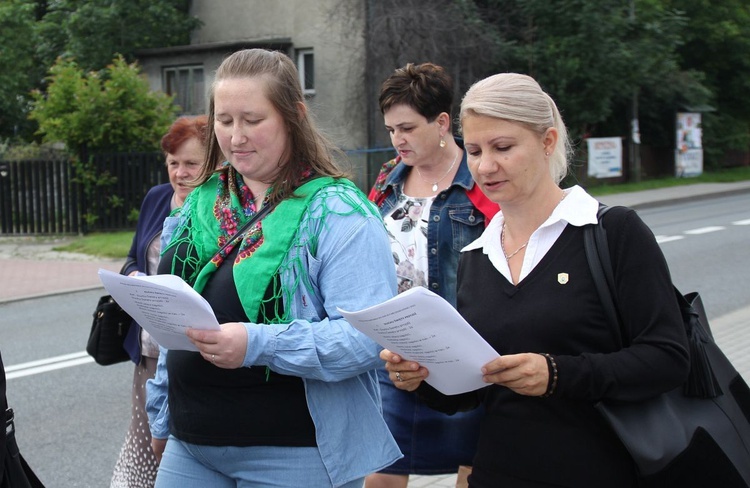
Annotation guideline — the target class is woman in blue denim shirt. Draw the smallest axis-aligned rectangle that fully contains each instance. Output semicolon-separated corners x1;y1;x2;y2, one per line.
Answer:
145;49;400;488
366;63;498;488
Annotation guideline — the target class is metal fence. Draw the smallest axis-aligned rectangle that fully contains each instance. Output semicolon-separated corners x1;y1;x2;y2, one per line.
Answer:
0;153;166;235
0;148;397;236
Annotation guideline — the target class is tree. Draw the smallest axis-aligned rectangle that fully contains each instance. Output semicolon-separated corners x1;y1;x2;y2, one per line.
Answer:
665;0;750;166
0;0;200;144
28;55;179;229
474;0;694;142
0;0;42;140
336;0;710;172
334;0;508;148
29;55;178;157
35;0;202;72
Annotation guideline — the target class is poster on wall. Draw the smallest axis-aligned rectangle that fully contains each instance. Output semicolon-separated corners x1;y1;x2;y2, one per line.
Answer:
675;112;703;177
587;137;623;178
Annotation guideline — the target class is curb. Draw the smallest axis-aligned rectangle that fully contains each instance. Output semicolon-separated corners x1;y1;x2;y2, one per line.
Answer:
0;284;106;305
627;186;750;210
598;182;750;210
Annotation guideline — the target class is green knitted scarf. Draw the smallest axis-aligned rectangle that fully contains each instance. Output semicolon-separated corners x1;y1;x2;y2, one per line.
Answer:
163;168;376;325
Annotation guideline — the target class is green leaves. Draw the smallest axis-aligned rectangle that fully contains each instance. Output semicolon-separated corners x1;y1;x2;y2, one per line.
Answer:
0;0;200;141
29;56;179;157
0;0;41;140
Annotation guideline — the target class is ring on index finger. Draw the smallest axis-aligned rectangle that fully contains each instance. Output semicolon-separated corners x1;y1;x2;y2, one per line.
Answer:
395;372;403;382
211;354;216;364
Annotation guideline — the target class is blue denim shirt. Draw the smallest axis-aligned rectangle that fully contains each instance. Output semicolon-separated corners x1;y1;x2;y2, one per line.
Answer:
147;184;402;487
377;152;487;307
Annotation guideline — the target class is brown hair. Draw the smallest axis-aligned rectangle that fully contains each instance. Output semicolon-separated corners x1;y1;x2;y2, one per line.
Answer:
161;115;209;155
199;49;347;203
378;63;454;123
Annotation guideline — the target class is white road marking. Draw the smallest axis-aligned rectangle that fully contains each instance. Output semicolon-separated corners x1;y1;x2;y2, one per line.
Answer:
5;351;94;380
655;235;685;244
733;219;750;226
683;226;726;235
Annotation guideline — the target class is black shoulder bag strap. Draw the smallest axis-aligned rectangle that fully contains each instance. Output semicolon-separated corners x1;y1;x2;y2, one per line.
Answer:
583;204;622;346
211;201;277;261
584;204;722;398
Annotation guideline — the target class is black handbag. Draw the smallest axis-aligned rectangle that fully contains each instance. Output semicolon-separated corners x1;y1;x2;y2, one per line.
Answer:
584;205;750;486
86;294;132;365
3;408;45;488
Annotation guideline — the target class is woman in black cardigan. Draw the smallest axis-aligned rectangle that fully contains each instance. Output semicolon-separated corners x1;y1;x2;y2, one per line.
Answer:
380;73;690;487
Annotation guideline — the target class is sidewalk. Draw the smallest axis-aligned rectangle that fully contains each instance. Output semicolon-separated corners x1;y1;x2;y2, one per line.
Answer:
0;236;122;304
1;181;749;487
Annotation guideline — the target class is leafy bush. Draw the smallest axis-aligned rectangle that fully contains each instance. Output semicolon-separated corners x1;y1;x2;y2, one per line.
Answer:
29;55;178;158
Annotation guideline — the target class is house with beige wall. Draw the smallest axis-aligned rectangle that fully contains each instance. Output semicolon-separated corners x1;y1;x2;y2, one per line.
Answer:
137;0;384;188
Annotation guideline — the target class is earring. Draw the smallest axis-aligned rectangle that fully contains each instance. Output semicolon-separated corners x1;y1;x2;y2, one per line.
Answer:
545;151;550;156
440;139;446;148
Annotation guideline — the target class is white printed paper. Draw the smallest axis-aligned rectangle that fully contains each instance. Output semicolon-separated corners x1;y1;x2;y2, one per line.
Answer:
339;287;499;395
98;269;220;351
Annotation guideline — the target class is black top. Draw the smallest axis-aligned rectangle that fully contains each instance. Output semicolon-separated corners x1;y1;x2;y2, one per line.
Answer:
417;207;689;487
159;238;316;447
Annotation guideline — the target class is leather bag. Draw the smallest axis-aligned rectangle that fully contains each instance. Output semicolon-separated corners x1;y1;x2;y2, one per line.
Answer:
3;408;45;488
86;294;132;365
584;205;750;487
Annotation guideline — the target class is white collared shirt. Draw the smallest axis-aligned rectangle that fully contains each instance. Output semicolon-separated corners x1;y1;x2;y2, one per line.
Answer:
462;185;600;283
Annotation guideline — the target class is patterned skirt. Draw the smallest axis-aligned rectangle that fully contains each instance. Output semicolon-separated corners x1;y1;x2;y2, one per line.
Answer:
110;356;159;488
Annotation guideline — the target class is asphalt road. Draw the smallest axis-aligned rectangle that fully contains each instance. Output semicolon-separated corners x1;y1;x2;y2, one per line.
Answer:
1;192;749;487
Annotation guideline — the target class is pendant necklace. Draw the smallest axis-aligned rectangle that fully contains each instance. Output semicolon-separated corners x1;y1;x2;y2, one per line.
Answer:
416;151;459;193
501;191;567;262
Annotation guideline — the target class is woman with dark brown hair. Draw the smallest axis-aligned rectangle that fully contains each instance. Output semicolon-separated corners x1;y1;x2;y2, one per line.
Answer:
366;63;498;488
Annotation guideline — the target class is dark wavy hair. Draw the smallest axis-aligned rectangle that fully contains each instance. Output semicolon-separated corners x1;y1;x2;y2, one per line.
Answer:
378;63;454;123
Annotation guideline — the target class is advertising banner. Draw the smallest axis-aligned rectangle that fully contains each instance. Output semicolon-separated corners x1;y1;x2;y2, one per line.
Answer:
676;113;703;177
587;137;623;178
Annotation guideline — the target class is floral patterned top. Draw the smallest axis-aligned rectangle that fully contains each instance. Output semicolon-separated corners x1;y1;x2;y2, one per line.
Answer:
384;193;434;294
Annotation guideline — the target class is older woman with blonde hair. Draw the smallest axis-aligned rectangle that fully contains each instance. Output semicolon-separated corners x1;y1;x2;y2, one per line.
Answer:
380;73;690;487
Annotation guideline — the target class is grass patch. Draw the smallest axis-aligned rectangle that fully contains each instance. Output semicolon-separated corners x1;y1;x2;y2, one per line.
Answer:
45;165;750;259
53;231;134;259
585;165;750;196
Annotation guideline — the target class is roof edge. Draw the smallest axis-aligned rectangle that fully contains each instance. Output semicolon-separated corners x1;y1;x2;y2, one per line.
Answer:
135;38;293;57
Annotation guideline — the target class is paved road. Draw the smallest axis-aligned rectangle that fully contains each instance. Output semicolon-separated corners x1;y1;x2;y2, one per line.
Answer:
2;180;750;487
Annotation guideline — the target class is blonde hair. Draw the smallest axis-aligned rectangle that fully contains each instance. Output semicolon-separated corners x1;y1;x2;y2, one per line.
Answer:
199;49;347;202
460;73;571;184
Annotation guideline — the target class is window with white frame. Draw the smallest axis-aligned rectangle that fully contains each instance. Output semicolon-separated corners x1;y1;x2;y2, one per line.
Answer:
297;49;315;96
163;65;205;115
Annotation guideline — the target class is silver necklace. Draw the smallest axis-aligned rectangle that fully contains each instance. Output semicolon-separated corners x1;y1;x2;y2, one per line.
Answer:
415;151;459;193
501;191;567;262
501;224;529;262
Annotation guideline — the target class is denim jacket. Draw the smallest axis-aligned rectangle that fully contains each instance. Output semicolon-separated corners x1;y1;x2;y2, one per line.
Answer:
375;151;489;307
146;184;402;487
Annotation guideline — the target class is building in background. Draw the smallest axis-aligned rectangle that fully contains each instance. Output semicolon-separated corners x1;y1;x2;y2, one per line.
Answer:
136;0;375;187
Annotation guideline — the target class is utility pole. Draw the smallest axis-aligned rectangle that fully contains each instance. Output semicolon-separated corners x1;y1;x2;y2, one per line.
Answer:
629;0;642;182
631;92;641;182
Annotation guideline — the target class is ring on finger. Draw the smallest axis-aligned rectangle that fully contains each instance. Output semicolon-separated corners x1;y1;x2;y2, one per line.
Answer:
211;354;216;364
395;372;403;382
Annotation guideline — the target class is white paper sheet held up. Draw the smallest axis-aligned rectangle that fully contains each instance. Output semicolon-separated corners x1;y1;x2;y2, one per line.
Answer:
98;269;220;351
339;287;500;395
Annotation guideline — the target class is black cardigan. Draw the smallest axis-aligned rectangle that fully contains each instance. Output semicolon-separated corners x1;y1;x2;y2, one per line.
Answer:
417;206;689;487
